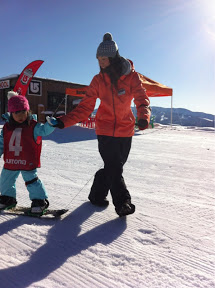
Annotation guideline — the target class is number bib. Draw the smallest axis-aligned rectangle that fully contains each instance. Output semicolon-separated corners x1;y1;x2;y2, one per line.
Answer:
3;120;42;170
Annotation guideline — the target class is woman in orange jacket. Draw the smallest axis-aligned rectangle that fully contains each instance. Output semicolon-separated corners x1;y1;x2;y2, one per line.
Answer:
53;33;151;216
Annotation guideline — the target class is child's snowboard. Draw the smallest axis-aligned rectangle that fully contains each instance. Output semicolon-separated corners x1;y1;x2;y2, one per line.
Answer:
0;206;68;218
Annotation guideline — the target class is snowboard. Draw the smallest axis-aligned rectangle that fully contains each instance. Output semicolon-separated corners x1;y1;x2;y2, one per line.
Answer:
0;206;68;218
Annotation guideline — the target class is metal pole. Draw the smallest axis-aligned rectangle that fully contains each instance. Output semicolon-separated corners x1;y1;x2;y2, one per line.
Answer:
65;95;67;115
171;94;173;127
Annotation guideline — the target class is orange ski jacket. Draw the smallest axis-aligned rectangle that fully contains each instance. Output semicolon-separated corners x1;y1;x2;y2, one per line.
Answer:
60;60;151;137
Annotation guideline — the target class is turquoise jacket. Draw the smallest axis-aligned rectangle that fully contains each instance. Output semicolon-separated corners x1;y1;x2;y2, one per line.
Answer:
0;114;55;157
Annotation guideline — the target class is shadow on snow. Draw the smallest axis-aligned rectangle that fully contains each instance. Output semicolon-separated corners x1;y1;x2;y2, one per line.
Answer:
43;125;148;145
43;125;97;144
0;202;127;287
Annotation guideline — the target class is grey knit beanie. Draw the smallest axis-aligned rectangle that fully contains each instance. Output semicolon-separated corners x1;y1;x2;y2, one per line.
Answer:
96;33;118;58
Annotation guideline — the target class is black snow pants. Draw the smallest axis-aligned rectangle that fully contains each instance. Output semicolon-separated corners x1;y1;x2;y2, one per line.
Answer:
88;135;132;208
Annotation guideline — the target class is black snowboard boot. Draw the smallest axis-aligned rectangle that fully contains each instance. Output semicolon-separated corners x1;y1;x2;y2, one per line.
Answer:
88;196;109;207
115;200;135;217
31;199;49;214
0;195;17;210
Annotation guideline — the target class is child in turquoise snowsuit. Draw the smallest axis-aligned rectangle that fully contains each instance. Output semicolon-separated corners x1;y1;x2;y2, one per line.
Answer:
0;91;55;213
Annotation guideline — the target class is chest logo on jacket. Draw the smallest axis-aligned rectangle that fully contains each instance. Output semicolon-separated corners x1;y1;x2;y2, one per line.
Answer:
118;89;126;96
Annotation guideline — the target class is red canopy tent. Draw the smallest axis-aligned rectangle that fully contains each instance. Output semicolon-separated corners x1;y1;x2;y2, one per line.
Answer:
137;73;172;97
66;74;173;124
66;74;172;98
137;73;173;125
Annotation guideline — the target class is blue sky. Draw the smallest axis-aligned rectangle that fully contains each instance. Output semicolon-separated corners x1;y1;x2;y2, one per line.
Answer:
1;0;214;114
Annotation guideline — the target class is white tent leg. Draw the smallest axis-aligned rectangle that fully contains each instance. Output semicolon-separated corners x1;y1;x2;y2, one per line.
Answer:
171;94;173;127
65;95;67;115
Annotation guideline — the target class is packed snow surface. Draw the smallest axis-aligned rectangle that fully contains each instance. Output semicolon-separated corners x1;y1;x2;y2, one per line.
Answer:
0;123;214;288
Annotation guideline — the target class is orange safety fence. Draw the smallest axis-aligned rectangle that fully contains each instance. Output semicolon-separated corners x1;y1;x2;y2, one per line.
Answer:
79;116;96;129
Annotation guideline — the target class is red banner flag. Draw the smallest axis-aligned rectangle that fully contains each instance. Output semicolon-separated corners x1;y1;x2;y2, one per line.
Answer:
13;60;44;96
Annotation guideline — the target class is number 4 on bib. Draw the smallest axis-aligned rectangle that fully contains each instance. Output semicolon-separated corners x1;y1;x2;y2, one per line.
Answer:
9;128;23;156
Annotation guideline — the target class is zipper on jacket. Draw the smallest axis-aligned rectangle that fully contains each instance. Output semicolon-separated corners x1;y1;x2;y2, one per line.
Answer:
111;84;116;137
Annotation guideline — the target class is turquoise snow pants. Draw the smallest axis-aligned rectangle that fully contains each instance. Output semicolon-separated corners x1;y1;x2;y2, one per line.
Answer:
0;168;48;200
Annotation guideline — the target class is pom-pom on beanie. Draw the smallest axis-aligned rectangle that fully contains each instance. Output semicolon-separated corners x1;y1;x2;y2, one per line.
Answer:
7;91;19;100
7;91;30;113
96;33;119;58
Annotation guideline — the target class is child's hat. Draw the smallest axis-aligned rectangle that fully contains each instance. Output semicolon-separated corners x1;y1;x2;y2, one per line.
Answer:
96;33;119;58
7;91;30;113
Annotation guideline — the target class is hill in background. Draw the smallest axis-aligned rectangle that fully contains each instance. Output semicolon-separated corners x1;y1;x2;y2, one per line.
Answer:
94;107;214;128
148;107;214;127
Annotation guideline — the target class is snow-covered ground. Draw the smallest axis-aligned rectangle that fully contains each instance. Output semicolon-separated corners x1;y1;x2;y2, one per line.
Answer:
0;123;214;288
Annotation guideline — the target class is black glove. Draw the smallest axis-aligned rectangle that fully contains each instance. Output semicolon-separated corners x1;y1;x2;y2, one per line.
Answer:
54;119;64;129
137;119;148;130
46;116;65;129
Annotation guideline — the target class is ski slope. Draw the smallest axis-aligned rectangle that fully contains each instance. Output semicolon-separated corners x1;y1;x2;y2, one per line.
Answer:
0;123;214;288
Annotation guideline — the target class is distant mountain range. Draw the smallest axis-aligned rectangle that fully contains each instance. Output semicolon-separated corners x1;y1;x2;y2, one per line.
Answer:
148;107;214;127
94;107;214;127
